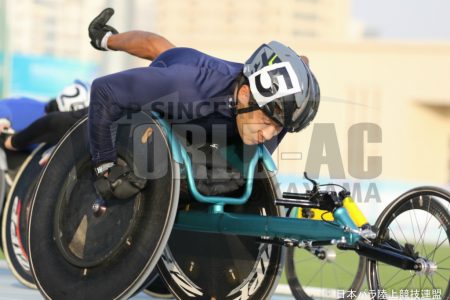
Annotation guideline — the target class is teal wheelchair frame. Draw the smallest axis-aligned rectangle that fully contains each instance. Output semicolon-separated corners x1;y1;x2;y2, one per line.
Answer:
154;112;435;274
156;113;361;245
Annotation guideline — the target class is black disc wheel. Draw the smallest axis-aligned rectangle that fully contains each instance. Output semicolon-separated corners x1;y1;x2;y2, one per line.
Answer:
285;240;366;300
158;164;285;300
28;113;180;300
367;187;450;299
1;144;51;288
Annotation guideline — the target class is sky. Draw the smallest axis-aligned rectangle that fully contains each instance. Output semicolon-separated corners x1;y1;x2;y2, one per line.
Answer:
352;0;450;41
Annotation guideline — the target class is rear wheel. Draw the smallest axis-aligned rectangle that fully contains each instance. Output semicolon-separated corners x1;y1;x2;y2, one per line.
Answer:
1;144;50;288
28;113;180;300
158;164;285;300
143;270;174;299
367;187;450;299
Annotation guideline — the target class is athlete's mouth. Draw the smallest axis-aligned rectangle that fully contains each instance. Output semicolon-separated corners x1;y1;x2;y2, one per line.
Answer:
257;133;266;144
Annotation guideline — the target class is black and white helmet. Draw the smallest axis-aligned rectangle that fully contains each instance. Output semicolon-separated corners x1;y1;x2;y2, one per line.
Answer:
243;41;320;132
56;80;90;112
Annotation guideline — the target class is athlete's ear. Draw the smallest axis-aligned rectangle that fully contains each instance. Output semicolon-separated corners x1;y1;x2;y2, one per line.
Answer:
300;55;309;66
237;84;251;107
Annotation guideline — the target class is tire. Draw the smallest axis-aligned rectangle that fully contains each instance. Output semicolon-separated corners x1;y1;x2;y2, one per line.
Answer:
1;144;50;288
158;163;286;300
285;242;366;300
27;113;180;300
366;186;450;299
0;169;6;253
0;147;8;245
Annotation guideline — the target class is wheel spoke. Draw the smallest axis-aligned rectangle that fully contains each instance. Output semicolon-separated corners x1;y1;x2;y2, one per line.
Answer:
389;225;402;245
405;274;416;290
425;275;437;290
414;206;432;258
430;225;444;261
305;262;326;287
332;265;342;289
434;271;448;282
382;273;414;290
380;268;403;289
408;206;418;245
410;201;424;256
428;238;449;261
394;218;409;245
332;262;358;278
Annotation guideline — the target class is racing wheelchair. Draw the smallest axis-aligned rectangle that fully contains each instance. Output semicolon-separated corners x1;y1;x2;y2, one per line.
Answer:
27;111;450;299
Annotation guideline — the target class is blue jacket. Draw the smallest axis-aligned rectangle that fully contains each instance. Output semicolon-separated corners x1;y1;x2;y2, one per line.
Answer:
0;97;46;131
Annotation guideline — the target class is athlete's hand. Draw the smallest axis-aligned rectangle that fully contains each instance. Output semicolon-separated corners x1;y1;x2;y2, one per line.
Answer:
94;165;147;200
88;8;119;51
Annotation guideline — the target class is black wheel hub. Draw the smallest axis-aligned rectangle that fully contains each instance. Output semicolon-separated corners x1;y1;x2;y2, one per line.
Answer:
54;160;141;268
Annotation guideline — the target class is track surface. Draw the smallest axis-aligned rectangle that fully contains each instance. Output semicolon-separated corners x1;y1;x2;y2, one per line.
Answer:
0;260;294;300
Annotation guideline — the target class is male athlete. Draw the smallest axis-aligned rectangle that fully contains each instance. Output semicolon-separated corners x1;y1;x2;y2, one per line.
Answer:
88;8;320;200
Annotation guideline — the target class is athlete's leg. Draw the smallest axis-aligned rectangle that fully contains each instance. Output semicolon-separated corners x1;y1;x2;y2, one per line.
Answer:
9;109;86;150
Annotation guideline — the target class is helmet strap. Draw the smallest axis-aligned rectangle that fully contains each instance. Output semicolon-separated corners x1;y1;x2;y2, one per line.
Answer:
236;103;260;115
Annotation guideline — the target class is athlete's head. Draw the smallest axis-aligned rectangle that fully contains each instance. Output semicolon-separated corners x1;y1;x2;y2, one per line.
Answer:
235;41;320;145
45;80;90;113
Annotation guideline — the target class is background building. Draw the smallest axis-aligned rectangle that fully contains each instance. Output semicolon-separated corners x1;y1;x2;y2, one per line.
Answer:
0;0;449;189
6;0;103;59
153;0;351;43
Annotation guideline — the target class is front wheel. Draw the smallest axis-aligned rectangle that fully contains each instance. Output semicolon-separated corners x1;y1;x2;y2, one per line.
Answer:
366;186;450;299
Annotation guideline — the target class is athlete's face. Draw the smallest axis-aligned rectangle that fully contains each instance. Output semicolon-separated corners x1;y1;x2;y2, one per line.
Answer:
235;85;283;145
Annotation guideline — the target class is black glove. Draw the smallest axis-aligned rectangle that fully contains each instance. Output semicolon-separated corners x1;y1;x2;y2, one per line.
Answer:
94;164;147;200
88;8;119;51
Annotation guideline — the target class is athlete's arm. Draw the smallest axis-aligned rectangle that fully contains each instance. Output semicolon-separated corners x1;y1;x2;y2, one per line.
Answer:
89;65;200;200
89;65;197;166
107;30;175;60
